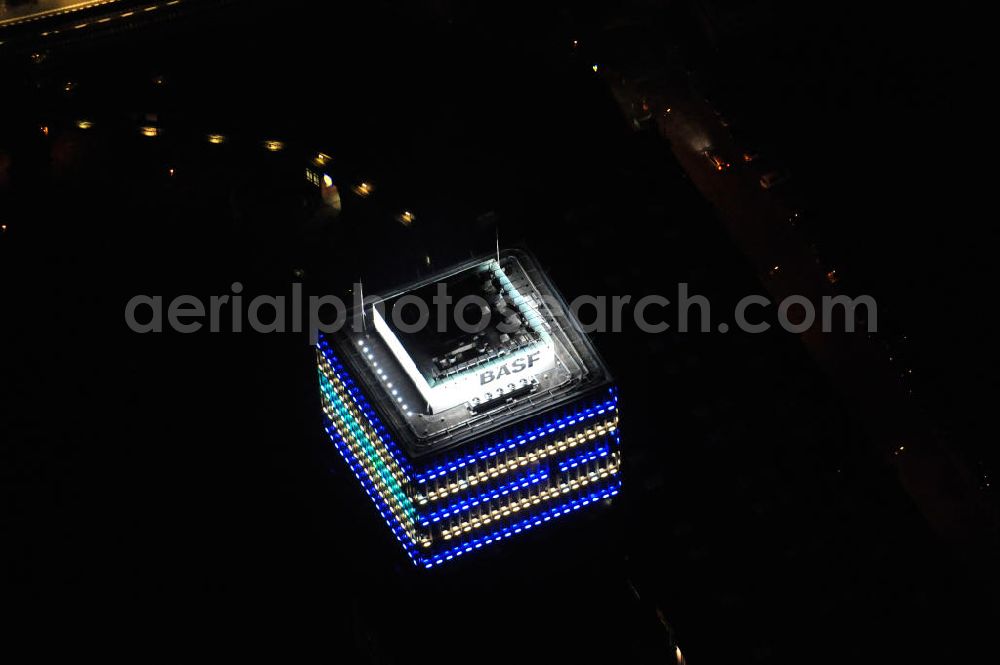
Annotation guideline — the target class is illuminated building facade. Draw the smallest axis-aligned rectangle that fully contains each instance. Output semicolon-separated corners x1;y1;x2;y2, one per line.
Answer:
304;152;341;211
316;250;620;568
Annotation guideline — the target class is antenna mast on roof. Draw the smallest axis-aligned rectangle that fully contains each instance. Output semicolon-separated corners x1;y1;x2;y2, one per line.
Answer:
359;279;366;332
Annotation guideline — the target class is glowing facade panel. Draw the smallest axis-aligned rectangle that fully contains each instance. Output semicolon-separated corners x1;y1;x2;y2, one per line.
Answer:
316;250;620;567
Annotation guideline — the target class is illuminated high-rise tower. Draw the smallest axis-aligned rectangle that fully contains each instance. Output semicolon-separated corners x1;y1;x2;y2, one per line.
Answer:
316;249;620;568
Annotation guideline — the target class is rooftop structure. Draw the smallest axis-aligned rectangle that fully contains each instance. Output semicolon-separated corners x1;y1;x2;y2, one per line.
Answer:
316;249;621;567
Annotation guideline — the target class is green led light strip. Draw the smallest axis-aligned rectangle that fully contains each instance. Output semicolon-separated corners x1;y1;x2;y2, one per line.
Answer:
318;362;411;492
320;378;413;516
319;371;418;529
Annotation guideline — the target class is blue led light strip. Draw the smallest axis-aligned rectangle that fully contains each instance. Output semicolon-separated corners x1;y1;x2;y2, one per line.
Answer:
417;398;618;483
558;443;610;472
318;370;411;493
326;415;620;568
318;369;411;496
423;480;622;568
318;372;419;538
317;339;622;568
324;422;418;561
416;418;620;504
317;340;414;475
437;464;620;541
421;470;550;526
319;336;620;488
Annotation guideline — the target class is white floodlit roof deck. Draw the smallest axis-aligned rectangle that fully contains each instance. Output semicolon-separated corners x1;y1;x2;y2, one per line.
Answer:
332;249;613;457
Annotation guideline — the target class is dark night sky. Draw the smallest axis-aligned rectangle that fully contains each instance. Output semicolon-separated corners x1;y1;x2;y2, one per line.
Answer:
2;1;997;662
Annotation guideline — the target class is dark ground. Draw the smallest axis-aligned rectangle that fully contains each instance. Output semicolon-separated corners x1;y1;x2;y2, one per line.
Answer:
2;1;997;662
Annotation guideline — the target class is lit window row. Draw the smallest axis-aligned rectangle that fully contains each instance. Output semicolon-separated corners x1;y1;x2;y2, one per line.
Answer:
420;435;619;529
326;426;419;562
421;470;551;525
415;398;619;482
316;337;622;567
558;443;611;472
422;481;622;568
320;397;419;541
319;371;410;500
319;371;419;541
319;364;409;488
438;462;620;541
418;419;619;502
318;342;413;474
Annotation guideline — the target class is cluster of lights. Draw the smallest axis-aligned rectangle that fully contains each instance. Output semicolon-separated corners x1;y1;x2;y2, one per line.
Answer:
356;338;413;417
558;443;610;472
11;1;186;34
320;378;414;515
315;335;621;567
415;398;618;482
39;109;420;231
318;339;414;474
421;470;550;525
422;483;621;569
437;463;620;541
418;419;618;502
319;360;414;505
325;426;419;562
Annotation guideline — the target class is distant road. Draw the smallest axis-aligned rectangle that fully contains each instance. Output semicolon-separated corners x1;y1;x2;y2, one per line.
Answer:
0;0;122;27
604;65;998;549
